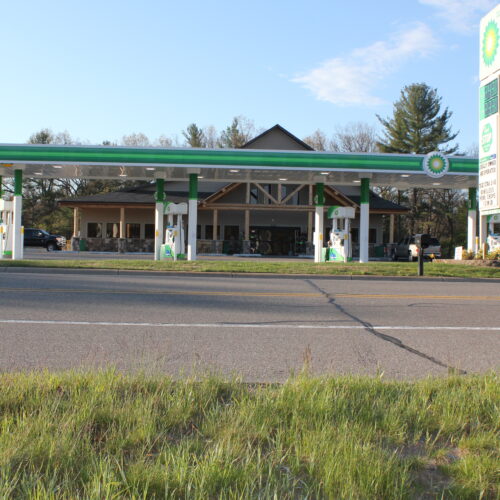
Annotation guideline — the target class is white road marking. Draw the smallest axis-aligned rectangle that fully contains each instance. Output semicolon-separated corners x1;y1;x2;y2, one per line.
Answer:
0;319;498;331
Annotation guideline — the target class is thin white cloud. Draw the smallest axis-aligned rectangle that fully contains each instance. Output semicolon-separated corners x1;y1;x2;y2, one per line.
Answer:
292;23;438;106
419;0;497;34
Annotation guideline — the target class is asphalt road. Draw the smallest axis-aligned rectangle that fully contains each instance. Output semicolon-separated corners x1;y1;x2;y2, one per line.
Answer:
0;270;499;381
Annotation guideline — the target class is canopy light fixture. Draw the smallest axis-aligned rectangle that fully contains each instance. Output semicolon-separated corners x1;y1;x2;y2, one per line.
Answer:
401;174;410;177
52;165;62;169
229;169;239;173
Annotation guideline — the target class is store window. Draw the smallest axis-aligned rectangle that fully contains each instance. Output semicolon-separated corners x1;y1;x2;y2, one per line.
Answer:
144;224;155;239
88;223;103;238
126;223;141;238
205;225;220;239
224;225;240;240
106;223;119;238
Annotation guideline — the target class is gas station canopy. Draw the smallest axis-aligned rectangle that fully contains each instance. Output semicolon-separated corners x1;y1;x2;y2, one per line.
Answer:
0;143;478;189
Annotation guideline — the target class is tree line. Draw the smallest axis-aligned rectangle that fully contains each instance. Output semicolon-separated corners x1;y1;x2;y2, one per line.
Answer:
1;83;474;255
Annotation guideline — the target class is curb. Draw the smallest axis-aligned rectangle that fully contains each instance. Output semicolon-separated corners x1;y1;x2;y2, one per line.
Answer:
0;265;498;282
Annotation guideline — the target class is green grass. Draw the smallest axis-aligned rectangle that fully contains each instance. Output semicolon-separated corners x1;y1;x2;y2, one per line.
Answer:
1;259;500;279
0;371;498;499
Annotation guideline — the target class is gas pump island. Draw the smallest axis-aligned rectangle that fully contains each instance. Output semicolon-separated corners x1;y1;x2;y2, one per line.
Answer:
0;197;14;259
160;202;187;261
326;206;355;262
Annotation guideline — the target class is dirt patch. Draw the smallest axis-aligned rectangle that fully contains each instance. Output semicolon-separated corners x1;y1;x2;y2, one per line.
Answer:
391;442;463;498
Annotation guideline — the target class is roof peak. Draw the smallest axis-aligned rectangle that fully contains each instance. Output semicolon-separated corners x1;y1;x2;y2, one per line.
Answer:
242;124;314;151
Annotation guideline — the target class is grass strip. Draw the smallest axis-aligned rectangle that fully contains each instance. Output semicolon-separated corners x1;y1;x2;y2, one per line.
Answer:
0;259;499;279
0;371;498;499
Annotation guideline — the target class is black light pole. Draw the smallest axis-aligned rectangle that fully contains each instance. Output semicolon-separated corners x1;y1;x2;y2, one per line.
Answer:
418;245;424;276
416;234;431;277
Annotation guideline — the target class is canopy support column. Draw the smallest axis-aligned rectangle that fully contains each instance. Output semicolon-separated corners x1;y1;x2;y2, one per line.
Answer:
154;178;165;261
188;173;198;261
467;187;477;253
314;182;324;263
479;212;488;249
359;177;370;263
12;170;23;260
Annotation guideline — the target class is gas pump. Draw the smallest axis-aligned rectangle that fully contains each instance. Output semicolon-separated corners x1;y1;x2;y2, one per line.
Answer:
160;202;187;261
0;197;13;259
487;214;500;252
326;206;355;262
487;233;500;252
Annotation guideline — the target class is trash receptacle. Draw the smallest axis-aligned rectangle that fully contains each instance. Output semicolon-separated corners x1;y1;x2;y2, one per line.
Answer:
79;239;87;251
375;245;384;258
321;247;328;262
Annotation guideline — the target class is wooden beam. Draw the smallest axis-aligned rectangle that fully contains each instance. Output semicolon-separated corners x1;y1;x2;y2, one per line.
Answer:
200;204;314;211
282;184;305;204
73;207;79;237
213;209;218;240
244;210;250;240
201;183;241;204
119;207;125;238
324;186;358;208
253;183;279;205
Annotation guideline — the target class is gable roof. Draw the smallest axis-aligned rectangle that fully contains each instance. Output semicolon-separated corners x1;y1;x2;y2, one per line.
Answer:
242;124;314;151
59;181;220;206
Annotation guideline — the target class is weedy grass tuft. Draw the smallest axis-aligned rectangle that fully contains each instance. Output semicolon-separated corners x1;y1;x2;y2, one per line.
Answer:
0;370;498;498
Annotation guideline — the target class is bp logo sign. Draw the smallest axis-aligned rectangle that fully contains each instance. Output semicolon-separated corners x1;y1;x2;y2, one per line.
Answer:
482;123;494;152
422;152;449;178
483;20;499;67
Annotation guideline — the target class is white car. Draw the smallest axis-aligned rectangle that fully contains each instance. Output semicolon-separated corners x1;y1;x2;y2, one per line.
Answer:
392;235;441;261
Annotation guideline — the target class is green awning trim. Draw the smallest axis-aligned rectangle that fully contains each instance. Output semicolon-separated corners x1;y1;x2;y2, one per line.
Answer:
360;178;370;204
14;169;22;196
189;173;198;200
0;144;478;174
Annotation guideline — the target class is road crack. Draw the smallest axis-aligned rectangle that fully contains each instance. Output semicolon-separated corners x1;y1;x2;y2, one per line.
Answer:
305;279;467;375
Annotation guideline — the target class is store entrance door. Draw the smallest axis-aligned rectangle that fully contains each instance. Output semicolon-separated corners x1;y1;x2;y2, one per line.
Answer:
249;226;303;255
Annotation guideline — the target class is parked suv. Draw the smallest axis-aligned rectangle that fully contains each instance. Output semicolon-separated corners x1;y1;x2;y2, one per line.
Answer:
24;228;66;251
392;234;441;261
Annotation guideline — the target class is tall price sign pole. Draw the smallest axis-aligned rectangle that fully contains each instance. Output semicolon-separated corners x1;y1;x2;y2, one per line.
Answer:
479;6;500;250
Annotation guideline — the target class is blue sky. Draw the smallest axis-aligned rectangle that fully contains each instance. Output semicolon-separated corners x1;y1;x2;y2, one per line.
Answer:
0;0;496;151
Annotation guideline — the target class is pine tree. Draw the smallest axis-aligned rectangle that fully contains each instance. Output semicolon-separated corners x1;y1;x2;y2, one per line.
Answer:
376;83;458;154
182;123;206;148
218;116;255;148
376;83;463;247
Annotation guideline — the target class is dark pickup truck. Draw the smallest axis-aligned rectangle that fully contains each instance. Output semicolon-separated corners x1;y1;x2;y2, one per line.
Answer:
24;228;66;251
